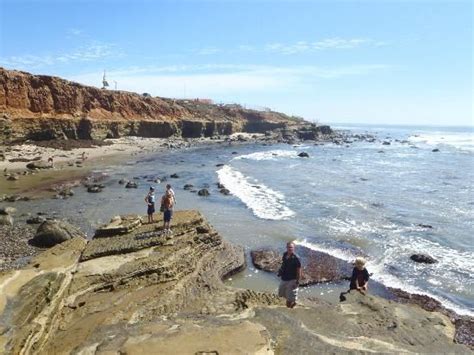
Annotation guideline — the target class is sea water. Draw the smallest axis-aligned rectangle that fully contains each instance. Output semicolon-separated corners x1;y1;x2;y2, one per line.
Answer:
12;124;473;315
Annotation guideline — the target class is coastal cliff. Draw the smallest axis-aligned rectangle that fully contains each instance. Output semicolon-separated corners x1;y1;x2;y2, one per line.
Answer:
0;211;470;354
0;68;328;143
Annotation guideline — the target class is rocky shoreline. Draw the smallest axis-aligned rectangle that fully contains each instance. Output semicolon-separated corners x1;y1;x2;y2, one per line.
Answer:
0;210;471;353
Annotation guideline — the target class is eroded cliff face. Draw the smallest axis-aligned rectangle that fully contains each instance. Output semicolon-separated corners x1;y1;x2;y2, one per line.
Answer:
0;211;470;354
0;68;310;143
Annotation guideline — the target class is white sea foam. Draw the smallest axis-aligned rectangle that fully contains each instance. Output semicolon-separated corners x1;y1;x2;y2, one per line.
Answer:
232;149;300;161
298;239;474;316
408;132;474;152
217;165;295;220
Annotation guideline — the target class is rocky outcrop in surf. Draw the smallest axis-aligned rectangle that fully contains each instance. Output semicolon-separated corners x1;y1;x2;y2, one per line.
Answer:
0;68;332;143
0;210;471;353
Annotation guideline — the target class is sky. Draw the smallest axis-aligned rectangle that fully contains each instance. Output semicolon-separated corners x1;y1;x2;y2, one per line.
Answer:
0;0;472;126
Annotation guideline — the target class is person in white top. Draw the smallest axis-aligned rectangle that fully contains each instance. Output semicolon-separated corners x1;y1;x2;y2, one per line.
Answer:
166;184;176;205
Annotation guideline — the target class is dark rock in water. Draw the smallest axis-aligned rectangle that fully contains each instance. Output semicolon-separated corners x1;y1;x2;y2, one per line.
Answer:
382;141;391;145
250;246;353;286
432;148;440;152
217;183;225;189
215;163;225;167
231;151;238;155
0;214;14;226
378;150;385;153
198;189;210;196
125;181;138;188
297;152;309;158
360;178;369;181
26;216;46;224
31;220;85;247
118;178;128;185
26;161;52;170
220;188;230;195
94;215;142;238
183;184;194;190
410;254;438;264
87;185;102;193
170;173;179;178
417;224;433;229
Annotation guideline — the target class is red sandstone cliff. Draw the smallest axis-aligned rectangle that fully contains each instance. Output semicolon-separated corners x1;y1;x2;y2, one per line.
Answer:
0;67;315;142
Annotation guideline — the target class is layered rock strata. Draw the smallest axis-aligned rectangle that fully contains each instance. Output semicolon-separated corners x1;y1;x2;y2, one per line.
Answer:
0;68;332;143
0;211;470;354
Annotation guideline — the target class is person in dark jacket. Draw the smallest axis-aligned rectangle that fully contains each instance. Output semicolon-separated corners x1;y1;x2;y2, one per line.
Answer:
144;187;156;224
350;257;369;293
278;241;302;308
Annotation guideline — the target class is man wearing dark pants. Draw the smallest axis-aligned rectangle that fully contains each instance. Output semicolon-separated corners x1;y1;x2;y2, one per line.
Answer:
278;242;302;308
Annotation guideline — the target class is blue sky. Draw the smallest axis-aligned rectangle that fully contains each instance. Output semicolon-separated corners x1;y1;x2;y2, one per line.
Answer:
0;0;472;126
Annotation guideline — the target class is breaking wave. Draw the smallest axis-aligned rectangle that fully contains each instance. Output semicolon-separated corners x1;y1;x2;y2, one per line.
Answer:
217;165;295;220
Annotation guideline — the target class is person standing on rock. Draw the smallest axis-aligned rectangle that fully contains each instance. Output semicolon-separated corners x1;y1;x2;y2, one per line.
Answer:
161;190;174;234
350;257;369;293
144;186;156;224
278;242;302;308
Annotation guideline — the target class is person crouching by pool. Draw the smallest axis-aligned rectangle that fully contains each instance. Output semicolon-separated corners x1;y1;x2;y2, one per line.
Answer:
161;190;174;234
144;186;156;224
350;257;369;293
278;242;302;308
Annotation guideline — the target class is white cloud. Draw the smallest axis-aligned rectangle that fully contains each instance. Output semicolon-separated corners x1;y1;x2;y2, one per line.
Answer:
0;42;122;69
195;37;387;56
67;28;84;36
67;63;390;99
265;37;387;54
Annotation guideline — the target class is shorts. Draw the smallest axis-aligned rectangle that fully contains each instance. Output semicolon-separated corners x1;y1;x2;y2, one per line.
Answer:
147;204;155;215
278;279;298;303
163;209;173;222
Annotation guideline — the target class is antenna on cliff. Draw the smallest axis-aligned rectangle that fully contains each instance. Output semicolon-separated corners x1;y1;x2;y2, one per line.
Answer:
102;70;109;89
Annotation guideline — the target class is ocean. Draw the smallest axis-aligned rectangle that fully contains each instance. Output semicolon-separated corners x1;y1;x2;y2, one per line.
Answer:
13;124;474;315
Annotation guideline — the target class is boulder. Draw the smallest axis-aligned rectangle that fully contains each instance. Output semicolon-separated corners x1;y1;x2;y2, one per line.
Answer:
297;152;309;158
198;189;210;196
31;220;86;247
217;183;225;189
0;207;16;215
432;148;440;152
125;181;138;188
382;141;391;145
220;188;230;195
6;175;19;181
250;246;353;286
94;214;143;238
26;161;52;170
183;184;194;190
410;254;438;264
0;214;13;226
170;173;179;178
87;185;102;193
118;178;128;185
417;224;433;229
58;189;74;198
26;216;46;224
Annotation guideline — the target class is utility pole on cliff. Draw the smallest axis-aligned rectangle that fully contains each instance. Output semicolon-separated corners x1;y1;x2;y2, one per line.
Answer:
102;70;109;89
